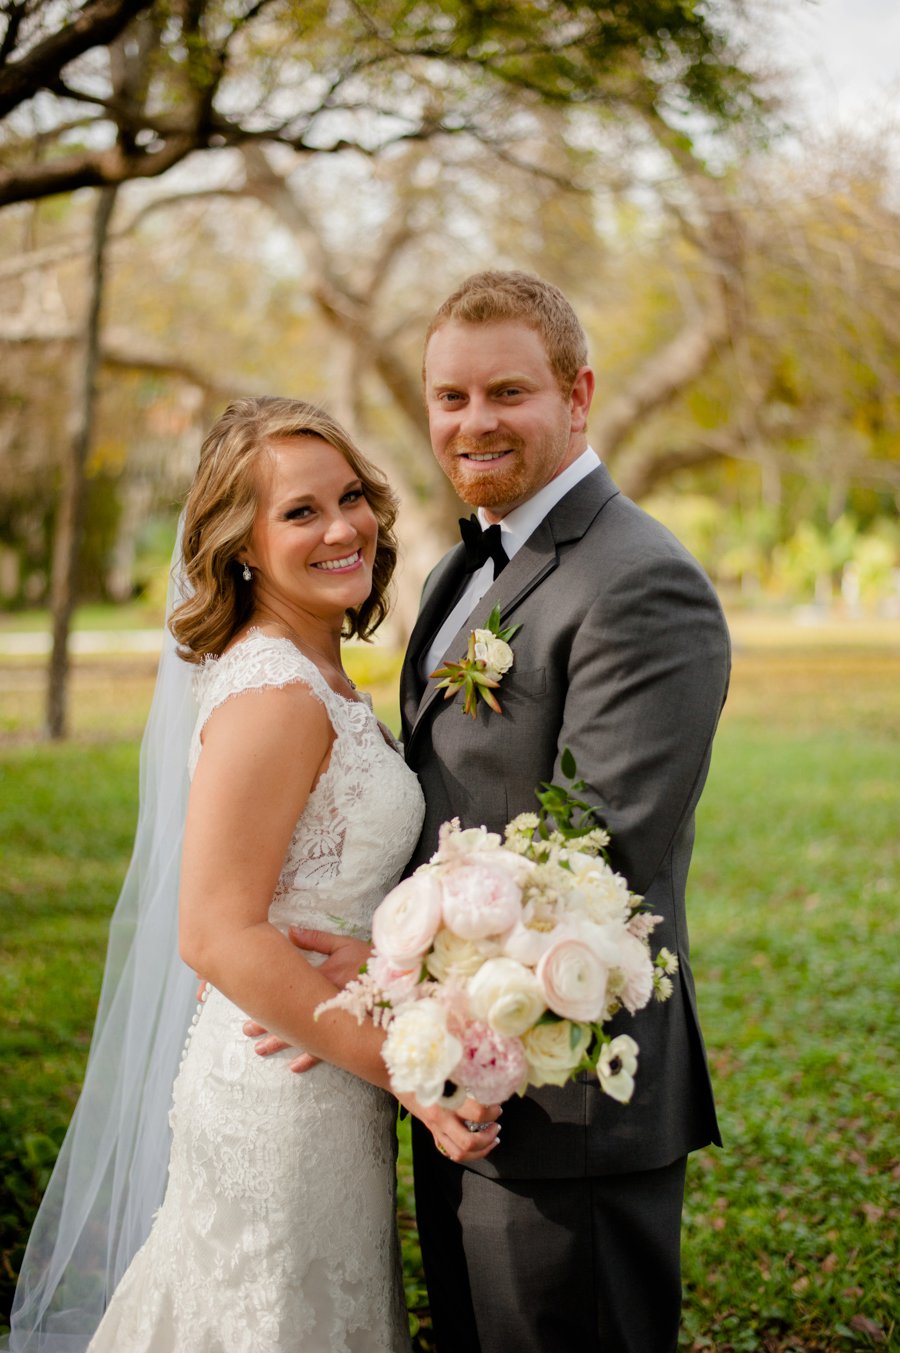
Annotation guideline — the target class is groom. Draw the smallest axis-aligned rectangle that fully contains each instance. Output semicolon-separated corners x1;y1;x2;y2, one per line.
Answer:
269;271;730;1351
398;270;730;1353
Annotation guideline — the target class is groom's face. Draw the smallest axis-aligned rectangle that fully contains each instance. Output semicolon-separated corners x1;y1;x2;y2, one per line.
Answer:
424;318;593;521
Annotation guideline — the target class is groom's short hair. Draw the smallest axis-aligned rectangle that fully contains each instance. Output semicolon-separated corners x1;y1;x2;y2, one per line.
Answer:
424;270;590;396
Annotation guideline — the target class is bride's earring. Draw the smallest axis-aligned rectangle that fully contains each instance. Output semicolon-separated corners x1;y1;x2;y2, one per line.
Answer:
242;563;252;582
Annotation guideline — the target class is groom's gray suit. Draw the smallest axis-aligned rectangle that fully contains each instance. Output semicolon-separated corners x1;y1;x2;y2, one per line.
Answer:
400;463;730;1352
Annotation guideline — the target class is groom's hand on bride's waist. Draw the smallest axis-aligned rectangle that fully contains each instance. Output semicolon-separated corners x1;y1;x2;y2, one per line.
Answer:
241;925;373;1074
288;926;373;988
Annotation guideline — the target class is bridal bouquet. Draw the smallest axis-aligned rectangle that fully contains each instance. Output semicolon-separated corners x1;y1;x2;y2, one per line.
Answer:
316;752;677;1108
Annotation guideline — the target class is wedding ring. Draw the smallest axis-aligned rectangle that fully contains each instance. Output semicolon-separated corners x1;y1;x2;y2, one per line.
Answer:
437;1143;449;1156
463;1120;494;1133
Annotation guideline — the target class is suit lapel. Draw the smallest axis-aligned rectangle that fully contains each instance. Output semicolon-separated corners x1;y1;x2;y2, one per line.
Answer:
405;465;620;744
400;545;468;733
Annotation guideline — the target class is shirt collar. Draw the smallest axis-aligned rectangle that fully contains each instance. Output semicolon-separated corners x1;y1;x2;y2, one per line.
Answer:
477;447;601;560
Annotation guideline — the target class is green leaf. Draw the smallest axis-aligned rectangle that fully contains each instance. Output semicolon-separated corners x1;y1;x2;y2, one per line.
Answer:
560;746;577;780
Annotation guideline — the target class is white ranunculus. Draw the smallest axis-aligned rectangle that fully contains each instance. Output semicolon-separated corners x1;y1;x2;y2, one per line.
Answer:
521;1020;591;1088
425;929;500;984
597;1035;639;1103
382;1001;463;1107
473;630;514;677
466;957;546;1037
536;926;611;1023
371;873;443;967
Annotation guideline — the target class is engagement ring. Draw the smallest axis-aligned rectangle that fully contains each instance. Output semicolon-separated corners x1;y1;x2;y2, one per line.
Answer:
463;1120;494;1133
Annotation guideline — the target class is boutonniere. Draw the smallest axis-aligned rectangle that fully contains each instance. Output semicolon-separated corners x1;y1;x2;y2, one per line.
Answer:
430;604;521;719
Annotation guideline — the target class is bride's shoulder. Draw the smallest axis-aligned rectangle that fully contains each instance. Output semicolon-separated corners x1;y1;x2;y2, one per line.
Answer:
194;628;329;707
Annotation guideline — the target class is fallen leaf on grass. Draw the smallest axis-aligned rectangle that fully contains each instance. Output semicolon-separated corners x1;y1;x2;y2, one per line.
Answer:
849;1313;885;1341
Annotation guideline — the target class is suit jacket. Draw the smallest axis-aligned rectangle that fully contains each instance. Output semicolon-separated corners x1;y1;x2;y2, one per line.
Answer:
400;465;730;1180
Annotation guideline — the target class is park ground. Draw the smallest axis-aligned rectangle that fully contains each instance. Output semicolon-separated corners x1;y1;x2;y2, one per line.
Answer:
0;610;897;1350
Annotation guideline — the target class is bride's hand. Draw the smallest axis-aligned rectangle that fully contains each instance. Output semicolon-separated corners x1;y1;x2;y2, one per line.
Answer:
401;1095;502;1165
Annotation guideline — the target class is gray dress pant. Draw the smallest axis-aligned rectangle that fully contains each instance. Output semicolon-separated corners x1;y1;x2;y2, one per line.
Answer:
413;1122;687;1353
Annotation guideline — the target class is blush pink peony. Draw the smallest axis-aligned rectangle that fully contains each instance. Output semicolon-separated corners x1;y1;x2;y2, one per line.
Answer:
456;1021;528;1104
441;862;522;940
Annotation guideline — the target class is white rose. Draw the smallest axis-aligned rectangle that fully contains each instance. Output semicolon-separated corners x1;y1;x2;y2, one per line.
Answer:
473;630;514;677
371;873;443;967
597;1035;639;1103
382;1001;463;1107
536;925;611;1023
426;929;500;984
521;1020;591;1088
466;957;546;1037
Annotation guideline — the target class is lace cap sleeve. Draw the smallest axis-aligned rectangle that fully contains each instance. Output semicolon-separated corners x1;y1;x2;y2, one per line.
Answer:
189;632;336;775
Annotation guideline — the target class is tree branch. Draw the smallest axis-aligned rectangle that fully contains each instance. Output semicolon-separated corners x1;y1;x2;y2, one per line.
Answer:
0;134;196;207
0;0;153;118
594;317;727;463
0;320;258;398
616;428;900;501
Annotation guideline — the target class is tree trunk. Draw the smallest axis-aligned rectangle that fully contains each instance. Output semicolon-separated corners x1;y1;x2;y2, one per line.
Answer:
46;185;118;739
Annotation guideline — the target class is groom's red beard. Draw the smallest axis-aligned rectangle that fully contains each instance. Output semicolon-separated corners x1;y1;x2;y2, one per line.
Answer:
443;432;530;509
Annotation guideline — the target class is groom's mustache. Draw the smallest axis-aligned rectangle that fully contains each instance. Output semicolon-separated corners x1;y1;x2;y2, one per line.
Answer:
448;433;523;458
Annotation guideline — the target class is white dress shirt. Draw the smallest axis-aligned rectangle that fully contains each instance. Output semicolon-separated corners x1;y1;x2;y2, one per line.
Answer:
422;448;601;678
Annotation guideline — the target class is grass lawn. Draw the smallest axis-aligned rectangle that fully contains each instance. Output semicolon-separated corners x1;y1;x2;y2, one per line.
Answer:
1;629;897;1349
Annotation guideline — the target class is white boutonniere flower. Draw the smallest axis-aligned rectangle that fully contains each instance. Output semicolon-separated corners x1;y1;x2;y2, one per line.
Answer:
430;603;521;719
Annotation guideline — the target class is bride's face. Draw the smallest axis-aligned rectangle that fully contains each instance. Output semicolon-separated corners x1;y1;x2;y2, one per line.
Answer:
241;437;379;623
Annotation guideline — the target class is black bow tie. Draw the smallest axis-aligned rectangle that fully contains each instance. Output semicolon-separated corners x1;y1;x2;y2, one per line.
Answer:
459;514;509;579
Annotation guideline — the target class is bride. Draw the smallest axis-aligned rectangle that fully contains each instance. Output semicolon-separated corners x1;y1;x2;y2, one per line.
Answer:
7;397;499;1353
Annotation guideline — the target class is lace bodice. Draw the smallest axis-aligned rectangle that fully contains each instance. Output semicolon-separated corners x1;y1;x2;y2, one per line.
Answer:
190;630;425;938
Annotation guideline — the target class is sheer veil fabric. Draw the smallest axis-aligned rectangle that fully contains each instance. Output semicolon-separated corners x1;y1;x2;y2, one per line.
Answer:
5;532;198;1352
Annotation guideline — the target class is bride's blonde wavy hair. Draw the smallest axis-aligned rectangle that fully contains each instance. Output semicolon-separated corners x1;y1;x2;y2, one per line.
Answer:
170;397;399;663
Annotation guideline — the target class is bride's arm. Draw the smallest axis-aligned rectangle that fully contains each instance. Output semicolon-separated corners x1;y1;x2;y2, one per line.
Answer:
179;683;499;1164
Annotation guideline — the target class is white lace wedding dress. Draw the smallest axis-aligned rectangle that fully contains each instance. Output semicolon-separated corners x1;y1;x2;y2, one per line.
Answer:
88;632;425;1353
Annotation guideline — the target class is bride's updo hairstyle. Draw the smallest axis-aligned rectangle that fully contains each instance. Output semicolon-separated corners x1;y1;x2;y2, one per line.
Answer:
170;396;399;663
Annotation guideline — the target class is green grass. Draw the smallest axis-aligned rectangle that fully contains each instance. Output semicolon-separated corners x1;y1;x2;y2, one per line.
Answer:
682;726;897;1352
1;646;897;1350
0;603;165;633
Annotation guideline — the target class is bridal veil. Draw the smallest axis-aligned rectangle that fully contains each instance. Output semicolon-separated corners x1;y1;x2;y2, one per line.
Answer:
5;534;198;1352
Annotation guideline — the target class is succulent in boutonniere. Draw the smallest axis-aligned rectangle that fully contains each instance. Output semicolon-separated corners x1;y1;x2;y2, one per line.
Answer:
430;603;521;718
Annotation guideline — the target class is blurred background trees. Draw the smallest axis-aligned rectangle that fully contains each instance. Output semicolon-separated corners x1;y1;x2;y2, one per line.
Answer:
1;0;898;732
